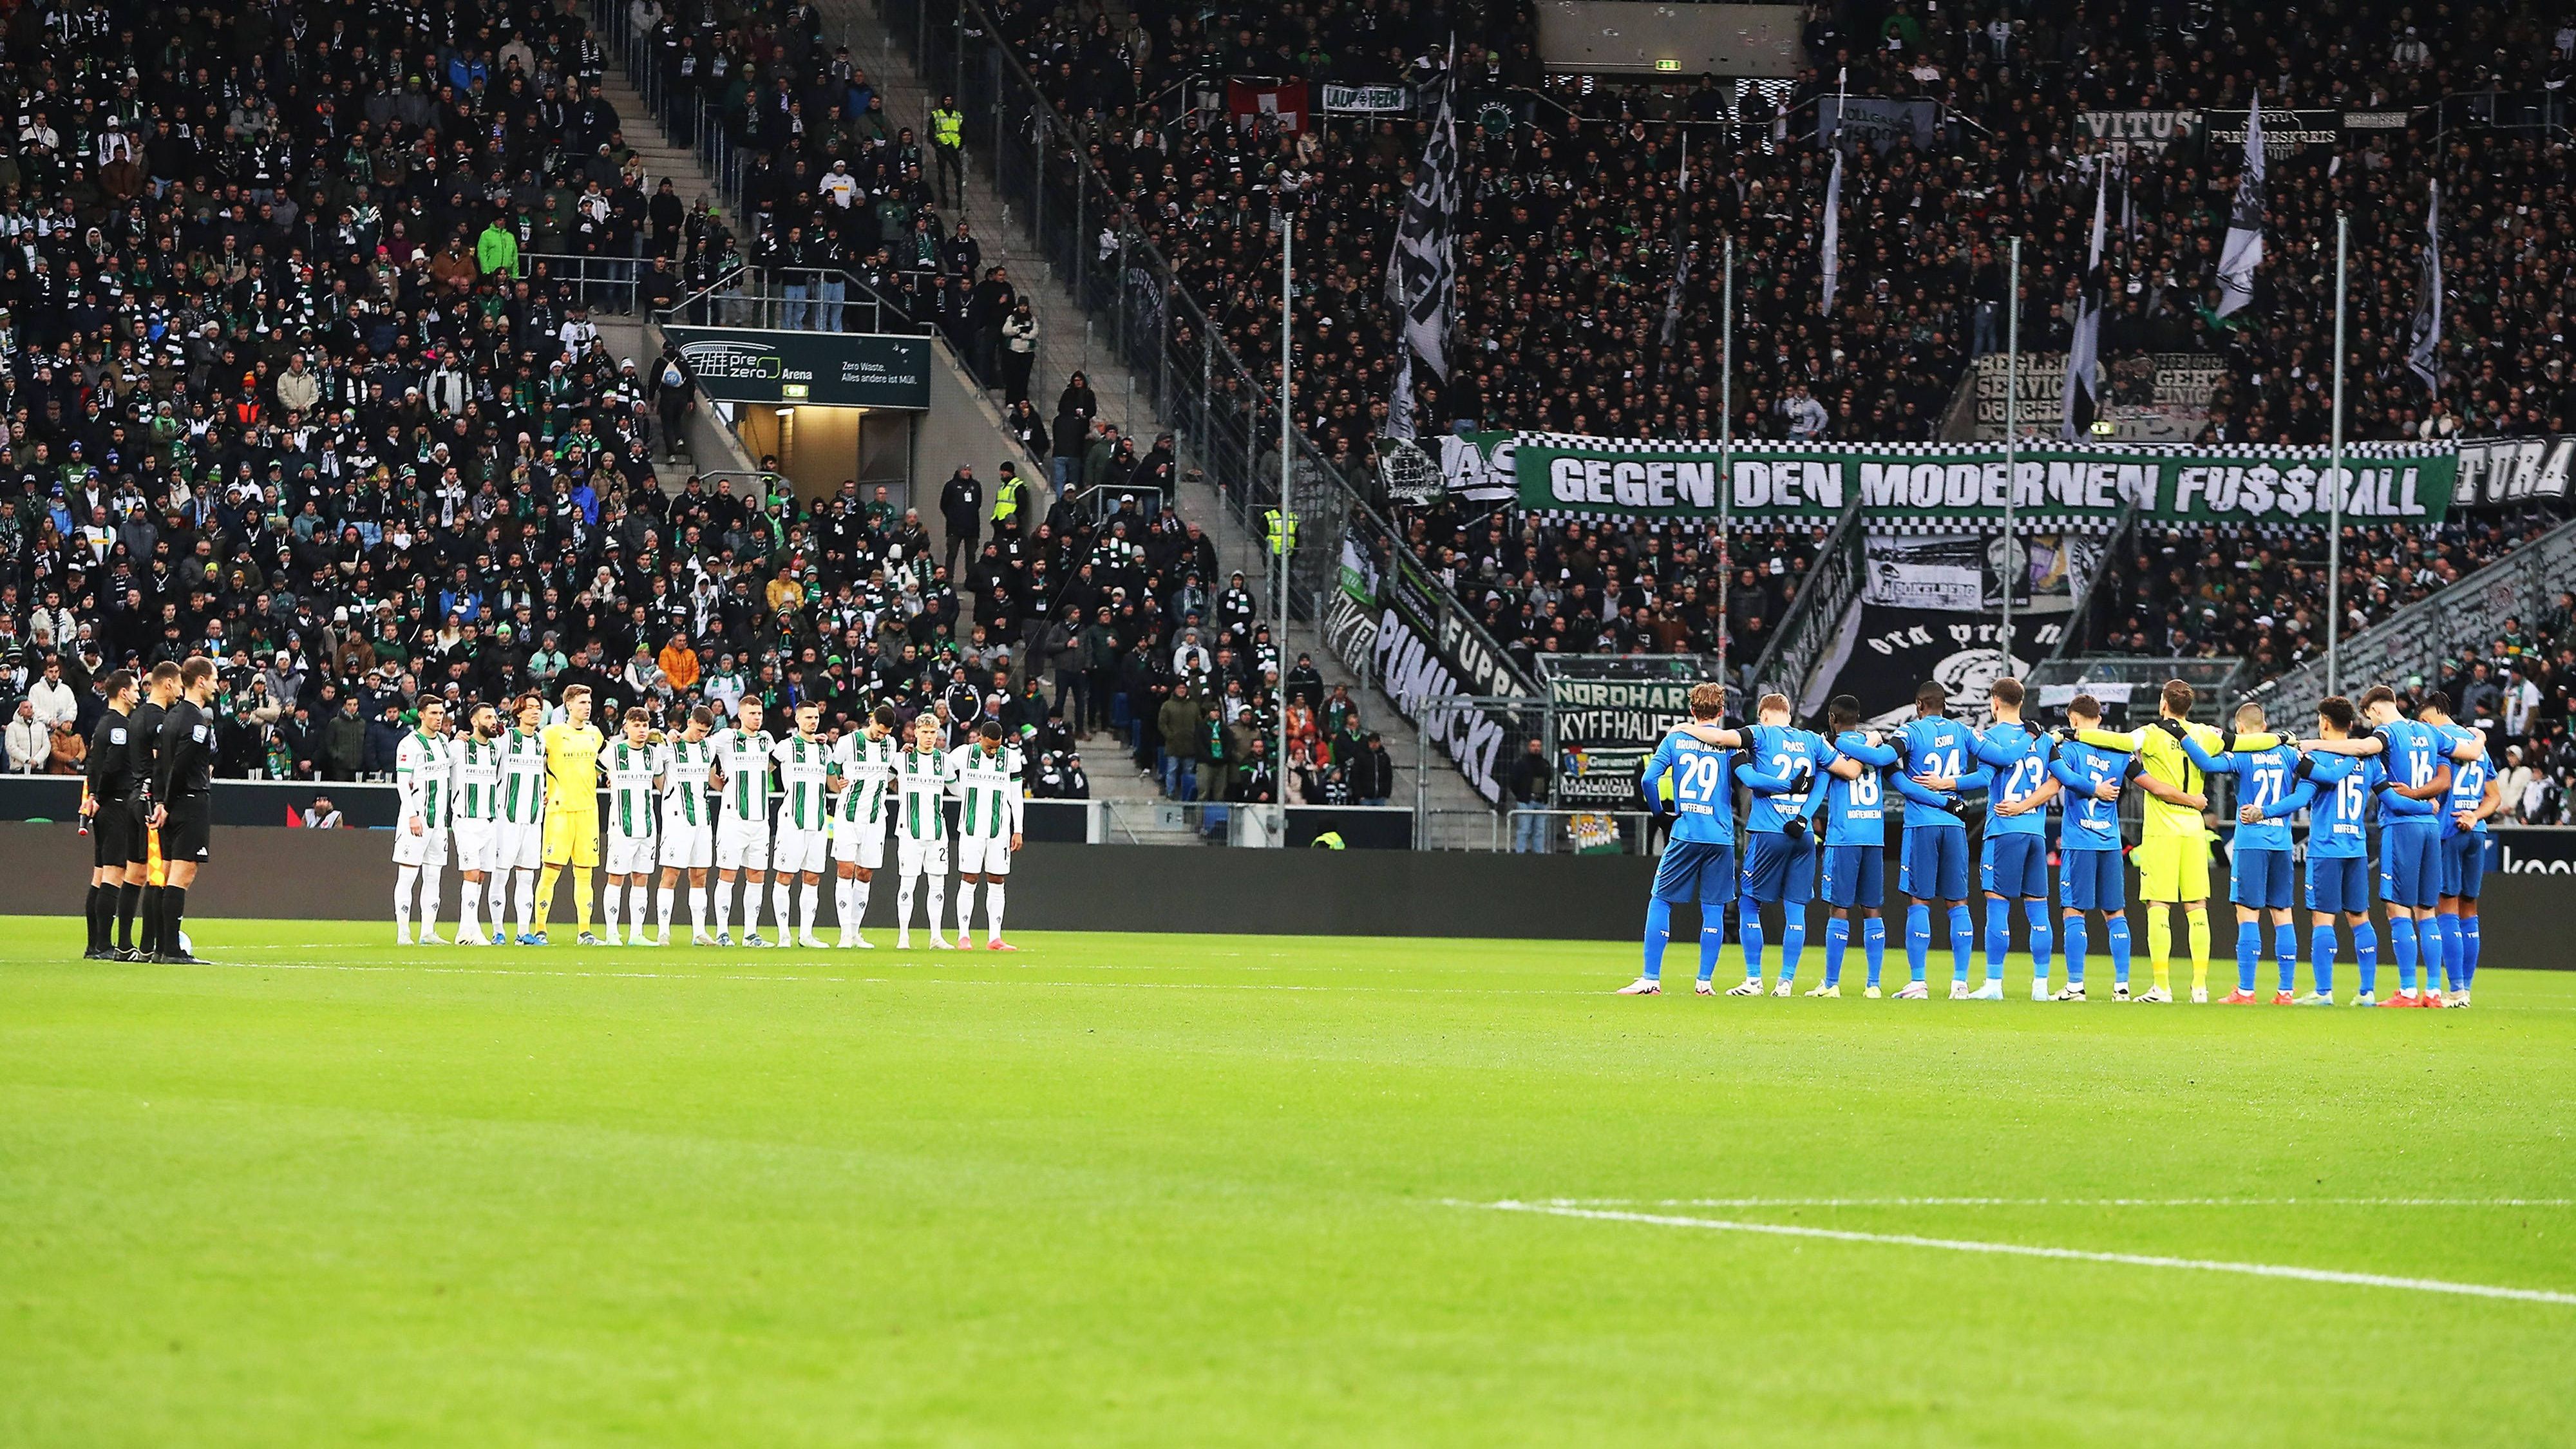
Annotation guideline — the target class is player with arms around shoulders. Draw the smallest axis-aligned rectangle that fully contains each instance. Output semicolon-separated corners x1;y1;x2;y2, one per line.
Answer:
656;706;720;945
2045;694;2134;1000
1969;677;2059;1001
827;703;903;949
2071;679;2215;1002
1815;694;1897;997
2295;684;2482;1005
2421;694;2498;1007
892;710;958;949
1730;693;1826;996
536;684;609;945
393;698;454;946
78;669;140;960
950;718;1026;950
495;692;552;943
146;656;220;964
448;701;507;945
1620;682;1743;996
600;706;665;946
708;697;777;946
770;700;837;949
2260;696;2379;1003
2177;701;2307;1003
1890;681;1991;999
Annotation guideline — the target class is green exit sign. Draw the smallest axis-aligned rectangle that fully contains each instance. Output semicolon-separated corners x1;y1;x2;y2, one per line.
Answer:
1654;58;1678;71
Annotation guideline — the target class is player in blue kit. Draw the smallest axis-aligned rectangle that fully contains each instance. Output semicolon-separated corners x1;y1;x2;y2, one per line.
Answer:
2264;696;2378;1003
1621;683;1742;996
1818;696;1898;997
2179;701;2306;1003
1891;681;1991;999
2420;694;2498;1007
2047;694;2133;1001
2298;685;2483;1006
1967;677;2055;1001
1732;693;1828;996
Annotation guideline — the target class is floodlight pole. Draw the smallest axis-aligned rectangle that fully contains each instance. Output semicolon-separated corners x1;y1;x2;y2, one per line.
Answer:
2001;235;2020;670
1274;212;1294;836
1718;235;1733;710
2327;212;2347;700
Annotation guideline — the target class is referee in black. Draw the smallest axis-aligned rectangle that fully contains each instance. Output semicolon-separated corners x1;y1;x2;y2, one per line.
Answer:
79;669;140;958
124;661;179;961
147;657;217;965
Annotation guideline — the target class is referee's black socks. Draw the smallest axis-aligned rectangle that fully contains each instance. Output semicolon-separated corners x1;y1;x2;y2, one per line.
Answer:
160;888;187;959
84;885;103;952
139;886;161;957
117;882;140;952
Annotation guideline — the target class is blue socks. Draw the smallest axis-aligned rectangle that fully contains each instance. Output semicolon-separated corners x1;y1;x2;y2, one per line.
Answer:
1906;902;1931;983
1948;904;1975;985
1643;899;1672;981
1984;899;2011;983
1738;894;1766;981
2063;913;2088;987
1780;914;1806;985
2389;915;2418;992
2354;920;2380;998
2273;922;2298;994
1823;917;1850;987
2235;920;2260;994
1864;917;1887;988
2310;923;2336;997
1700;923;1726;983
2105;916;2132;987
2418;914;2445;994
2025;901;2052;986
2461;914;2480;990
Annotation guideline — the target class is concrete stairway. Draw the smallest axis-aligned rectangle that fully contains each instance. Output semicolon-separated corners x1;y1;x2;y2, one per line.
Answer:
600;70;717;211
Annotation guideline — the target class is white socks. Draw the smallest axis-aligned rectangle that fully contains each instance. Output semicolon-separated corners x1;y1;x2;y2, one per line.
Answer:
741;878;767;935
418;864;443;931
395;864;419;936
772;880;794;938
691;884;708;933
459;879;484;938
513;868;537;938
797;882;819;937
895;876;915;934
984;880;1005;943
656;884;676;934
713;878;734;935
601;882;622;936
954;879;976;941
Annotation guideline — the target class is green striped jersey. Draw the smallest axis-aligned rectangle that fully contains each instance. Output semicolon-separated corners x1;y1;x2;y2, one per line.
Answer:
772;733;832;831
605;739;665;839
949;743;1023;839
498;727;549;824
710;727;773;823
396;730;449;826
450;735;504;822
661;737;714;829
833;732;900;825
894;746;952;841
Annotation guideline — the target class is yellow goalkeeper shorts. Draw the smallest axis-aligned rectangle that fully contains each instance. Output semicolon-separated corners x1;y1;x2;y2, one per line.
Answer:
2133;833;2211;904
542;810;600;868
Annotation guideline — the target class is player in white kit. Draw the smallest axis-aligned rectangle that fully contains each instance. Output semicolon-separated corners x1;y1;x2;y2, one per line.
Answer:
393;699;453;945
949;719;1024;949
600;706;665;945
447;701;506;944
892;710;955;949
495;692;551;943
656;706;719;944
828;703;901;947
708;697;775;945
769;700;835;948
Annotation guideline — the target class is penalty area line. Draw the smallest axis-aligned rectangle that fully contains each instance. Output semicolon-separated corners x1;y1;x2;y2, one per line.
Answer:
1550;1196;2576;1209
1462;1200;2576;1307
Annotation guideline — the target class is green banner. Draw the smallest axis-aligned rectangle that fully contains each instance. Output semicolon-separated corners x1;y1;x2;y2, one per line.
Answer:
1511;435;2455;528
663;326;933;410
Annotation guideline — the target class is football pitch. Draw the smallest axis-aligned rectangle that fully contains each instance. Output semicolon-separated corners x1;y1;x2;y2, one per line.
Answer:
5;918;2573;1446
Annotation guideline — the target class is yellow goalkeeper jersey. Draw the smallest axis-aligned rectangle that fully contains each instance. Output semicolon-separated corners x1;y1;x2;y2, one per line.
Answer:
541;721;606;815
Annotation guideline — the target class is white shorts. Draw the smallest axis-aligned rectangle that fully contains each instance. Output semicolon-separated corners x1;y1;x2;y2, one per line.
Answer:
831;816;887;869
496;819;544;872
897;836;950;878
772;827;828;876
716;817;773;873
957;834;1014;876
451;820;498;874
393;824;450;867
605;832;659;876
660;820;712;871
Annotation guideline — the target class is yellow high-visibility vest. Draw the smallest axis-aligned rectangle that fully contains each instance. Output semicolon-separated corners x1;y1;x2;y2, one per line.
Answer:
931;108;963;148
1264;508;1297;556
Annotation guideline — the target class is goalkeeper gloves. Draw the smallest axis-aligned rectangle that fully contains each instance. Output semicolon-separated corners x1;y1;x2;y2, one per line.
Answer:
1781;815;1808;843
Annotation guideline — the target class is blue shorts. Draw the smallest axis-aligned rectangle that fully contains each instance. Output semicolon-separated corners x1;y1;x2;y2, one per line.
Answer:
1984;833;2048;900
2380;823;2441;909
1740;832;1815;904
1900;827;1971;901
2440;831;2485;900
2230;846;2294;909
2307;853;2369;916
1652;840;1738;905
2059;848;2125;912
1821;844;1884;909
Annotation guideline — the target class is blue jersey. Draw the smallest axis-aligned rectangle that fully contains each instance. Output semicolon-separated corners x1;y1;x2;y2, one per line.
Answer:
2183;736;2304;853
1823;731;1899;846
2440;723;2490;834
2282;750;2376;859
1891;716;1991;832
1640;730;1738;846
1969;721;2054;837
1739;723;1826;834
2048;739;2128;851
2373;717;2445;822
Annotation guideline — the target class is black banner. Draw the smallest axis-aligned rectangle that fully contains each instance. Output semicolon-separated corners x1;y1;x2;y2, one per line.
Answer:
1823;607;2054;729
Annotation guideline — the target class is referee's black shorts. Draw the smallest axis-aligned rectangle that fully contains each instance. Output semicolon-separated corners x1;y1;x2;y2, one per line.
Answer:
159;795;212;865
92;801;133;869
124;799;153;867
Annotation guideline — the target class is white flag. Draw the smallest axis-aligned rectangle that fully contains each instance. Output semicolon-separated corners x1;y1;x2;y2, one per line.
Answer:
2215;103;2266;317
1385;348;1416;440
1819;146;1844;317
2408;180;2443;392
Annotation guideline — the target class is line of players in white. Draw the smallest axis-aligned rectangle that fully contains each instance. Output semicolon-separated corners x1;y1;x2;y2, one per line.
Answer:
390;695;1023;950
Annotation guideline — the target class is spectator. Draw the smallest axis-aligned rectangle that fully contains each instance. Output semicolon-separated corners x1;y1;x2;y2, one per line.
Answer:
5;701;44;773
44;720;85;776
25;657;75;732
321;697;367;782
304;796;347;829
1508;737;1553;851
1352;732;1396;808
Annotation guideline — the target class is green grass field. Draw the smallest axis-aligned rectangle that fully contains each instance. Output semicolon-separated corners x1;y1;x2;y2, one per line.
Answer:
5;917;2573;1446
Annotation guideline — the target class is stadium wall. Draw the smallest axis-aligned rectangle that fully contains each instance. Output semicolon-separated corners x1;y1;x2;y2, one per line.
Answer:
5;821;2575;965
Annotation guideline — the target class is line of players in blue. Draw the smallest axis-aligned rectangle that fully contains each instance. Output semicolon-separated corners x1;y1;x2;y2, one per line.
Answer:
1620;678;2497;1006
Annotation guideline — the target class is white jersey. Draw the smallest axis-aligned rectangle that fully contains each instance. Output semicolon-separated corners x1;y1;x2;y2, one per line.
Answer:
948;743;1024;840
833;730;900;829
395;730;451;828
604;737;665;840
710;726;774;825
771;732;834;832
893;745;953;842
497;726;549;826
449;734;506;824
661;735;716;833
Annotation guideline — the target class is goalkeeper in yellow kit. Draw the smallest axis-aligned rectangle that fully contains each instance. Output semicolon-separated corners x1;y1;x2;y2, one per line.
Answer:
2076;679;2231;1002
536;683;608;944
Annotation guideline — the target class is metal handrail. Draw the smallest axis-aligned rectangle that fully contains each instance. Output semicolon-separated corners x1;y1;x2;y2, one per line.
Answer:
653;265;930;336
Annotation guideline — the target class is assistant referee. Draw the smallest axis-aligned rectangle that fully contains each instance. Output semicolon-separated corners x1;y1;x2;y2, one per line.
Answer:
79;669;140;958
146;657;218;965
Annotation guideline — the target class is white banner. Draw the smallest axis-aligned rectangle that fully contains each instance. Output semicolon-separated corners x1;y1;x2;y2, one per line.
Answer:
1321;83;1410;113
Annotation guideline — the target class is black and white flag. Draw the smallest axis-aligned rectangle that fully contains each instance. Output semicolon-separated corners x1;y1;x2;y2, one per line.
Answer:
2407;180;2443;392
1820;70;1844;317
1383;61;1460;381
2061;161;2110;438
2214;102;2265;317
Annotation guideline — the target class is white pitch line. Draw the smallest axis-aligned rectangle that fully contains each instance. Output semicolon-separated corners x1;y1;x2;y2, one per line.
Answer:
1551;1197;2576;1209
138;957;1593;996
1466;1200;2576;1306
